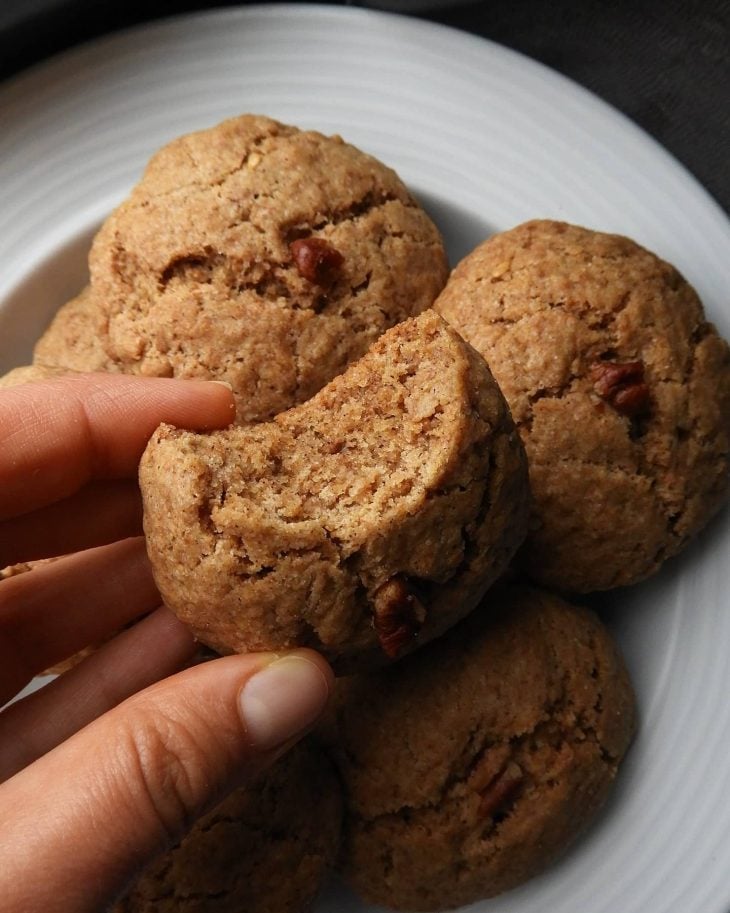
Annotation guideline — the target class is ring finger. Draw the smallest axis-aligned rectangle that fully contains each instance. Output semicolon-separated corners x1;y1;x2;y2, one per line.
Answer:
0;537;159;703
0;480;142;569
0;607;197;782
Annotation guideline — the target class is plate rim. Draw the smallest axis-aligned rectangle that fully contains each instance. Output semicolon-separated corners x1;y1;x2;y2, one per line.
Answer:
1;6;729;913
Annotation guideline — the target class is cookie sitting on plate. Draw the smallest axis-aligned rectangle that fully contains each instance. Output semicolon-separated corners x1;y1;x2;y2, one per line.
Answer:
324;583;636;910
139;311;529;671
33;286;109;377
435;219;730;592
33;114;449;423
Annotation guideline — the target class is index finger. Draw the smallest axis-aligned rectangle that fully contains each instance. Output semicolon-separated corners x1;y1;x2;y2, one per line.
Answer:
0;373;235;520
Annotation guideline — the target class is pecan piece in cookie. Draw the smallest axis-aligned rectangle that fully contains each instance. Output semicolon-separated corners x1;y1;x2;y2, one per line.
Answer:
476;760;524;820
590;359;651;418
434;220;730;593
372;576;427;659
290;237;344;284
326;585;637;909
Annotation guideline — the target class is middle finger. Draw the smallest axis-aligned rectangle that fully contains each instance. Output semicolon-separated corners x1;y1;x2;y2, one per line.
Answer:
0;479;142;568
0;607;196;782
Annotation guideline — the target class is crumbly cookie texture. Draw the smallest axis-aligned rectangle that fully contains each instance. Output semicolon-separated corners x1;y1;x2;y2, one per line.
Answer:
33;286;113;375
113;740;342;913
434;219;730;592
325;584;636;910
139;311;529;670
34;115;449;422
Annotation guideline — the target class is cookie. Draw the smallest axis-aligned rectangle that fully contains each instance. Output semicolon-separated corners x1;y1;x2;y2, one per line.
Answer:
139;310;529;670
434;219;730;592
35;115;448;422
325;584;636;910
113;739;342;913
34;286;113;374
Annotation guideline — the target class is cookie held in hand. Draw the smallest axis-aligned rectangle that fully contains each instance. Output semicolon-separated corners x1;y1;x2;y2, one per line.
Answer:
325;584;636;910
140;310;529;670
435;219;730;592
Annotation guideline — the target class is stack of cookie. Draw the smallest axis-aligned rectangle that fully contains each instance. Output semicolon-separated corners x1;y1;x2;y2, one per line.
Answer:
4;116;730;912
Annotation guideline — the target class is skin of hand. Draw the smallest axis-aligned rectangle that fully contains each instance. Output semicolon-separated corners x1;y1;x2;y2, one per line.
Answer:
0;374;333;913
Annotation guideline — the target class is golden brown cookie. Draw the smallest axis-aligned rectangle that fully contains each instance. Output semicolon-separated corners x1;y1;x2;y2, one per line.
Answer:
113;740;342;913
435;219;730;592
34;286;113;374
35;115;448;422
325;584;636;910
139;311;529;670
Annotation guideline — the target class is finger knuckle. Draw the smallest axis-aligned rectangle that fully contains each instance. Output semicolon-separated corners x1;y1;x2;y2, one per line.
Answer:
118;704;217;844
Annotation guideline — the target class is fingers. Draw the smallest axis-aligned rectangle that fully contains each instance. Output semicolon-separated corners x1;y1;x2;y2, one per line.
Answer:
0;480;142;568
0;537;159;703
0;650;333;912
0;608;196;782
0;374;235;520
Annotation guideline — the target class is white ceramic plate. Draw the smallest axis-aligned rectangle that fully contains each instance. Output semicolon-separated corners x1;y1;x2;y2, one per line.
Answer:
1;6;729;912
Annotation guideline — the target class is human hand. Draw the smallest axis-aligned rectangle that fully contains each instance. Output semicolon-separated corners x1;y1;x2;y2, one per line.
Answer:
0;374;333;913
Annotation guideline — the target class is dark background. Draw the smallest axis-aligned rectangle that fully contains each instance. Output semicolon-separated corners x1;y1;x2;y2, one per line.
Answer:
1;0;728;215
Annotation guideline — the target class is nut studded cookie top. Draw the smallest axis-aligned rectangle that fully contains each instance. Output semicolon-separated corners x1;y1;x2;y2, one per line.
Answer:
139;311;529;670
33;115;449;423
435;219;730;592
325;585;636;911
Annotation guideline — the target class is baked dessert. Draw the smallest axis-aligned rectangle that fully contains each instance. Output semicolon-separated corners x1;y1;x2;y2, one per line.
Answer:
33;286;111;375
113;739;342;913
34;115;449;422
325;584;636;910
139;310;529;669
434;219;730;591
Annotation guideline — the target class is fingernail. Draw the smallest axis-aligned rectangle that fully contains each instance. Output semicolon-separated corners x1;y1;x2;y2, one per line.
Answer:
238;655;330;751
209;380;233;391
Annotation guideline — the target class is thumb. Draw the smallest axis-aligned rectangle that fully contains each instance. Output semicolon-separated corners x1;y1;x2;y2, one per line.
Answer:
0;650;332;913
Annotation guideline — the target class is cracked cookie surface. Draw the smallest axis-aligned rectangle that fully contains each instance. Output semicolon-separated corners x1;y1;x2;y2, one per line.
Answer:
139;311;529;670
324;584;636;910
33;286;113;377
113;740;342;913
34;115;448;423
434;219;730;592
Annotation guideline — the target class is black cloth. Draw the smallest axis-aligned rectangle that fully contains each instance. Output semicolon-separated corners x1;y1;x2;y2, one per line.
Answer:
1;0;728;215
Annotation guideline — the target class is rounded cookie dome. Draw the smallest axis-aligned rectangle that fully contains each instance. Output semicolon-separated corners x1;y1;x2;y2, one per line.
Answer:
35;115;449;423
435;219;730;592
326;584;636;910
